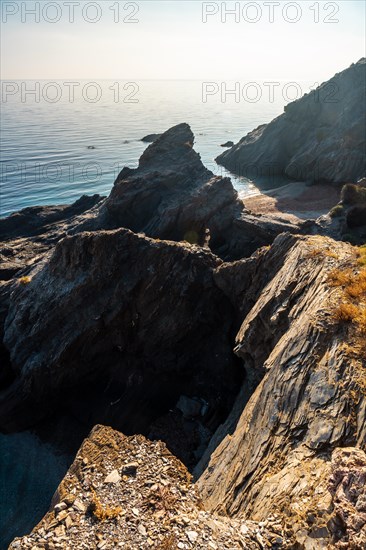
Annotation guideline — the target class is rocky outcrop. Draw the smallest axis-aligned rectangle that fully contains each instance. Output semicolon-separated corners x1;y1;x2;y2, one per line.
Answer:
2;121;365;549
93;123;247;259
0;228;242;462
80;123;309;260
0;194;103;241
217;59;366;184
327;181;366;244
0;194;104;281
197;234;366;548
0;125;311;282
10;425;284;550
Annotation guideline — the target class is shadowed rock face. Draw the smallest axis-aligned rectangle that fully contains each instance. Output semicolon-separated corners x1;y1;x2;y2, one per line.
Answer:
217;59;366;184
197;234;366;547
1;229;242;448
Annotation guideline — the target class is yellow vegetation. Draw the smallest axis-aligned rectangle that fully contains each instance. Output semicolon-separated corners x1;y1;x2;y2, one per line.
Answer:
333;303;360;323
19;276;31;285
89;489;122;521
156;535;178;549
329;247;366;338
307;247;339;259
356;245;366;266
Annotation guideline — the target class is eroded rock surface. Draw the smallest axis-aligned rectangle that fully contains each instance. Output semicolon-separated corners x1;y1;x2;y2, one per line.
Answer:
329;447;366;549
9;425;283;550
197;234;366;548
217;59;366;184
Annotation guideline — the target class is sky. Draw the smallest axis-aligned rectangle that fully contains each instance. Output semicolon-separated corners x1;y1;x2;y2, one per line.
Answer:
0;0;365;81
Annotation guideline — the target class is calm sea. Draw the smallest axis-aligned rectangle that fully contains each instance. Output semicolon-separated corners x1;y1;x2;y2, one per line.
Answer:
0;79;313;217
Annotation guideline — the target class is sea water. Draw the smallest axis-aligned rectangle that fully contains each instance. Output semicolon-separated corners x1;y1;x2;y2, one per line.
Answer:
0;79;310;217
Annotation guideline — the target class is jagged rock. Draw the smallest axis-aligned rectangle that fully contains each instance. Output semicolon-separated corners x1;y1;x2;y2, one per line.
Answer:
0;229;241;446
217;59;366;184
93;123;248;259
197;234;366;547
83;123;310;260
9;424;280;550
221;141;234;148
0;194;104;282
0;194;103;241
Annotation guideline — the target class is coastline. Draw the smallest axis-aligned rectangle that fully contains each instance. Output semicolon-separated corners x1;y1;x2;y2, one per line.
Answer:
242;180;342;222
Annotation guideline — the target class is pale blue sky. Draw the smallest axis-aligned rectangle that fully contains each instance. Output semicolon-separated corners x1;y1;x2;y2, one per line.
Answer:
1;1;365;80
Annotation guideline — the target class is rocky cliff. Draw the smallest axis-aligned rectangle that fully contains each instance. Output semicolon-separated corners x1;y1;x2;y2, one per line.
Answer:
216;59;366;184
87;122;307;260
197;233;366;548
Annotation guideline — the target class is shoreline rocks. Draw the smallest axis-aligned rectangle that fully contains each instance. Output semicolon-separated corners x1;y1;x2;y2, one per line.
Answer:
216;58;366;184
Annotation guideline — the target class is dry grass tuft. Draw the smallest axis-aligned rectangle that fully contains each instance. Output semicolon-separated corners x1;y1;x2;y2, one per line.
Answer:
356;245;366;267
156;534;178;549
328;268;353;287
307;248;339;260
333;303;360;323
329;252;366;338
19;276;31;285
89;489;122;521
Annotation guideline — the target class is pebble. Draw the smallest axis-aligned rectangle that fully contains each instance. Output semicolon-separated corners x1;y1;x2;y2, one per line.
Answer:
186;530;198;543
137;523;147;536
103;470;121;484
54;502;68;514
73;499;86;513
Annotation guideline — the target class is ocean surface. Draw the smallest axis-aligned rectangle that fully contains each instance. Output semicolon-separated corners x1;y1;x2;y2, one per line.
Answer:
0;80;312;217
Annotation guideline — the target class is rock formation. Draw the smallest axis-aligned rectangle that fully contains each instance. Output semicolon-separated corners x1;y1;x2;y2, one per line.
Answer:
0;124;310;273
0;194;104;281
216;59;366;184
94;123;315;259
197;233;366;548
327;181;366;244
